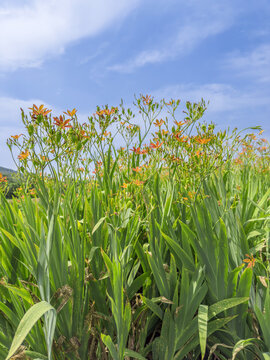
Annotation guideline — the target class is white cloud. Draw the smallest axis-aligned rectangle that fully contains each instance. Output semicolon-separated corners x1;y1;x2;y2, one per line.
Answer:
152;83;270;113
224;44;270;83
0;0;140;71
108;1;236;73
0;96;52;129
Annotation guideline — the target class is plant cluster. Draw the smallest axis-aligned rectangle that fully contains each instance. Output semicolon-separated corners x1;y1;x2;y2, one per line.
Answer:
0;95;269;359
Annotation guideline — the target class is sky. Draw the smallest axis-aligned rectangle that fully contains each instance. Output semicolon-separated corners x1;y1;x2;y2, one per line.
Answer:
0;0;270;169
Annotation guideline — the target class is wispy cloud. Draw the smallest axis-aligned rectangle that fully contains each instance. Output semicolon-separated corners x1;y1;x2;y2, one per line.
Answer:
152;83;270;114
108;1;236;73
224;44;270;83
0;0;140;71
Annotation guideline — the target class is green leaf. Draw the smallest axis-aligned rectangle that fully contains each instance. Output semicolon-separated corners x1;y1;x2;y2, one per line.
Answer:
101;334;119;360
232;338;261;360
208;297;249;320
124;348;147;360
142;296;163;320
24;351;48;359
160;229;195;272
198;305;208;359
5;301;56;360
92;216;106;235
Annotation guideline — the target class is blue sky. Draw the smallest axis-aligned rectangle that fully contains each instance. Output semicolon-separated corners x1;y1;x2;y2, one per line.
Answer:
0;0;270;169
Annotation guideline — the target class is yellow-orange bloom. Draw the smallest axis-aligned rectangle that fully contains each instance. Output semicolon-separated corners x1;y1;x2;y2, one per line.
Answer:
150;141;163;149
53;115;72;129
165;100;175;106
40;156;49;162
0;173;7;183
121;183;128;189
96;107;118;116
142;94;152;105
64;108;77;117
29;104;52;118
153;119;165;127
130;146;148;155
11;134;23;140
174;121;185;127
195;136;211;145
243;254;256;268
18;150;29;160
132;166;142;172
133;179;144;186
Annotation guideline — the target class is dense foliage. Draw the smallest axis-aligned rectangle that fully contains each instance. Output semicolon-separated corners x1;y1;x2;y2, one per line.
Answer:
0;96;269;359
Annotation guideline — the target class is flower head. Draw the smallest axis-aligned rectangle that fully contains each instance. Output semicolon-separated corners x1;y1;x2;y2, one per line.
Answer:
0;173;7;183
11;134;23;140
29;104;52;119
153;119;165;127
195;136;211;145
243;254;256;268
53;115;72;129
150;141;163;149
63;108;77;117
133;179;144;186
18;150;29;160
132;166;142;173
142;95;152;105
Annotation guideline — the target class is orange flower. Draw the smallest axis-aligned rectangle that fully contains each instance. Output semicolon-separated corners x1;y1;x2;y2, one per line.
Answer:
63;108;77;117
18;150;29;160
29;188;36;196
174;121;185;127
165;100;175;106
243;254;256;268
153;119;165;127
40;155;49;162
174;133;188;142
142;94;152;105
188;191;194;199
53;115;72;129
79;130;89;139
195;136;211;145
121;183;128;189
132;166;142;172
234;158;243;164
130;146;148;155
150;141;163;149
96;107;118;116
133;179;144;186
0;173;7;183
11;134;23;140
92;168;99;174
29;104;52;118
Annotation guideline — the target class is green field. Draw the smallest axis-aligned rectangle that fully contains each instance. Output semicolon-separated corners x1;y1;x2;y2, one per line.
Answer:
0;97;269;359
